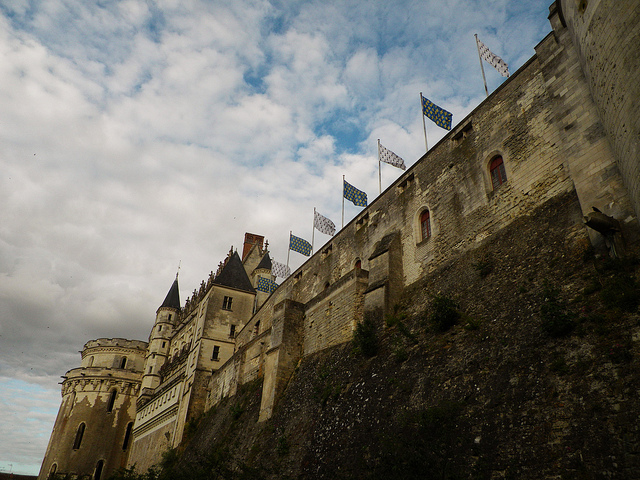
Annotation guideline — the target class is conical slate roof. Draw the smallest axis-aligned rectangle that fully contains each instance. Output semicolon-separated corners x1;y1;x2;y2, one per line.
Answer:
255;252;272;271
160;278;181;309
213;251;255;293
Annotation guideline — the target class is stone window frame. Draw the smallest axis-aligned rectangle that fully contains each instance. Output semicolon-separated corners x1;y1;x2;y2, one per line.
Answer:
122;422;133;450
94;460;105;480
106;388;118;413
211;345;220;361
72;422;85;450
483;150;510;194
415;205;434;244
222;296;233;311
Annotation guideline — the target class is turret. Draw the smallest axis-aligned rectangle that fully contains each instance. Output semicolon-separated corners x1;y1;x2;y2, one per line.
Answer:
140;276;180;394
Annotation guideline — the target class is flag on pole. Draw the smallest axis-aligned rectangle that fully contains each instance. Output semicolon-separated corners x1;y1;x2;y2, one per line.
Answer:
272;260;290;279
314;210;336;236
343;180;367;207
257;276;279;293
421;95;452;130
476;36;509;77
289;234;312;256
378;143;406;170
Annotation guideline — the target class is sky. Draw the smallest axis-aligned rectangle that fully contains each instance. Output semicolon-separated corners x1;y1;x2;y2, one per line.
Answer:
0;0;552;475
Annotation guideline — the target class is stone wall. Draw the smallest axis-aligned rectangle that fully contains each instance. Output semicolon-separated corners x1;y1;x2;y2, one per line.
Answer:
558;0;640;221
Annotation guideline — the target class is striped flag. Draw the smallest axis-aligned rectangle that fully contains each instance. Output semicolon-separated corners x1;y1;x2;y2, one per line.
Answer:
378;143;406;170
289;234;312;256
257;276;279;293
476;36;509;77
272;260;290;279
421;95;452;130
314;210;336;236
343;180;367;207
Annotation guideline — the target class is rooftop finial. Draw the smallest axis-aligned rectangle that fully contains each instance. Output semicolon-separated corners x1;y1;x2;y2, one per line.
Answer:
176;260;181;280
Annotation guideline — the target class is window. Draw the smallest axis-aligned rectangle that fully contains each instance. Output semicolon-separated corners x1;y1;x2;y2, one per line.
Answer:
211;345;220;361
354;259;361;270
420;210;431;240
229;325;236;338
73;423;85;450
94;460;104;480
120;357;127;369
162;341;166;348
122;422;133;450
48;463;57;479
490;155;507;189
168;314;172;321
106;389;117;413
222;296;233;310
254;321;260;336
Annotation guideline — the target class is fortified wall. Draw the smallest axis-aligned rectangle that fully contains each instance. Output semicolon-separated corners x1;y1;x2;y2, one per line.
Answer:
205;0;640;422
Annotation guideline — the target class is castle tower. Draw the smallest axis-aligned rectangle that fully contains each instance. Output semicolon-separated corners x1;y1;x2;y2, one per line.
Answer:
37;338;147;480
139;276;180;396
253;251;274;308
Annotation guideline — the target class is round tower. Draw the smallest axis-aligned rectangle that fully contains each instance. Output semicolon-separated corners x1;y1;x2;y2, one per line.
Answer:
140;276;180;394
38;338;147;480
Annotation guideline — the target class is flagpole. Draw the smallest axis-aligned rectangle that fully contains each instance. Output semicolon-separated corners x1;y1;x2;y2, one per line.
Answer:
420;92;428;152
475;34;489;98
377;139;382;195
286;231;291;271
311;208;316;254
342;175;345;228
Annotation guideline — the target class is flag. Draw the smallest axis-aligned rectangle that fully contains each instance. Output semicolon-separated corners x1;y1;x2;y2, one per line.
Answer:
272;260;290;279
314;210;336;236
476;36;510;77
257;276;279;294
378;143;406;170
289;234;312;256
421;95;453;130
343;180;367;207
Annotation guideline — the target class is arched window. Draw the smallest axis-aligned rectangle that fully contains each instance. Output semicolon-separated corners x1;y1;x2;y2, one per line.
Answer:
490;155;507;189
122;422;133;450
120;357;127;369
73;423;85;450
48;463;57;479
87;356;94;367
354;259;361;270
106;389;117;413
94;460;104;480
420;210;431;240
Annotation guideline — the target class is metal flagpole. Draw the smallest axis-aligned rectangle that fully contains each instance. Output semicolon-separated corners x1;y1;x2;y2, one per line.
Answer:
475;34;489;98
342;175;345;228
286;231;291;271
311;207;316;254
420;92;428;152
378;139;382;195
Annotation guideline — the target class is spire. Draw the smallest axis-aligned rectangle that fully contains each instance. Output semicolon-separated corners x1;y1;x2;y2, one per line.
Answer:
213;251;255;293
255;251;272;271
160;277;181;309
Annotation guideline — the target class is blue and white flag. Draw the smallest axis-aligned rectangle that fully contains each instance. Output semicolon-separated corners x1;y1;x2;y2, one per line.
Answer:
272;260;291;279
257;276;279;293
343;180;367;207
289;234;312;256
421;95;453;130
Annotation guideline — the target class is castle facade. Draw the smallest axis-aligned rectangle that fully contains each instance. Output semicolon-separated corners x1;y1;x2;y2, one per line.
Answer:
39;0;640;478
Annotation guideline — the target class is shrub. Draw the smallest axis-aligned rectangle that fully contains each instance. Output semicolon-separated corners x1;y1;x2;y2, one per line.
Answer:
353;317;378;357
540;282;575;337
430;295;461;332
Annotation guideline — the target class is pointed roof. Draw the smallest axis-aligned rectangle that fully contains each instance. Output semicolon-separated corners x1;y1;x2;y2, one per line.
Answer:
213;251;255;293
255;252;272;271
160;277;181;309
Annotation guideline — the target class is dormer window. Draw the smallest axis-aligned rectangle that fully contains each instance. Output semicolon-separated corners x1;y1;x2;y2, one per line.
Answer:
222;296;233;310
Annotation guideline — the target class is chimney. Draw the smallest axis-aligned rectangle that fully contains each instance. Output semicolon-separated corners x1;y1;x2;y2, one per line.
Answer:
242;233;264;260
